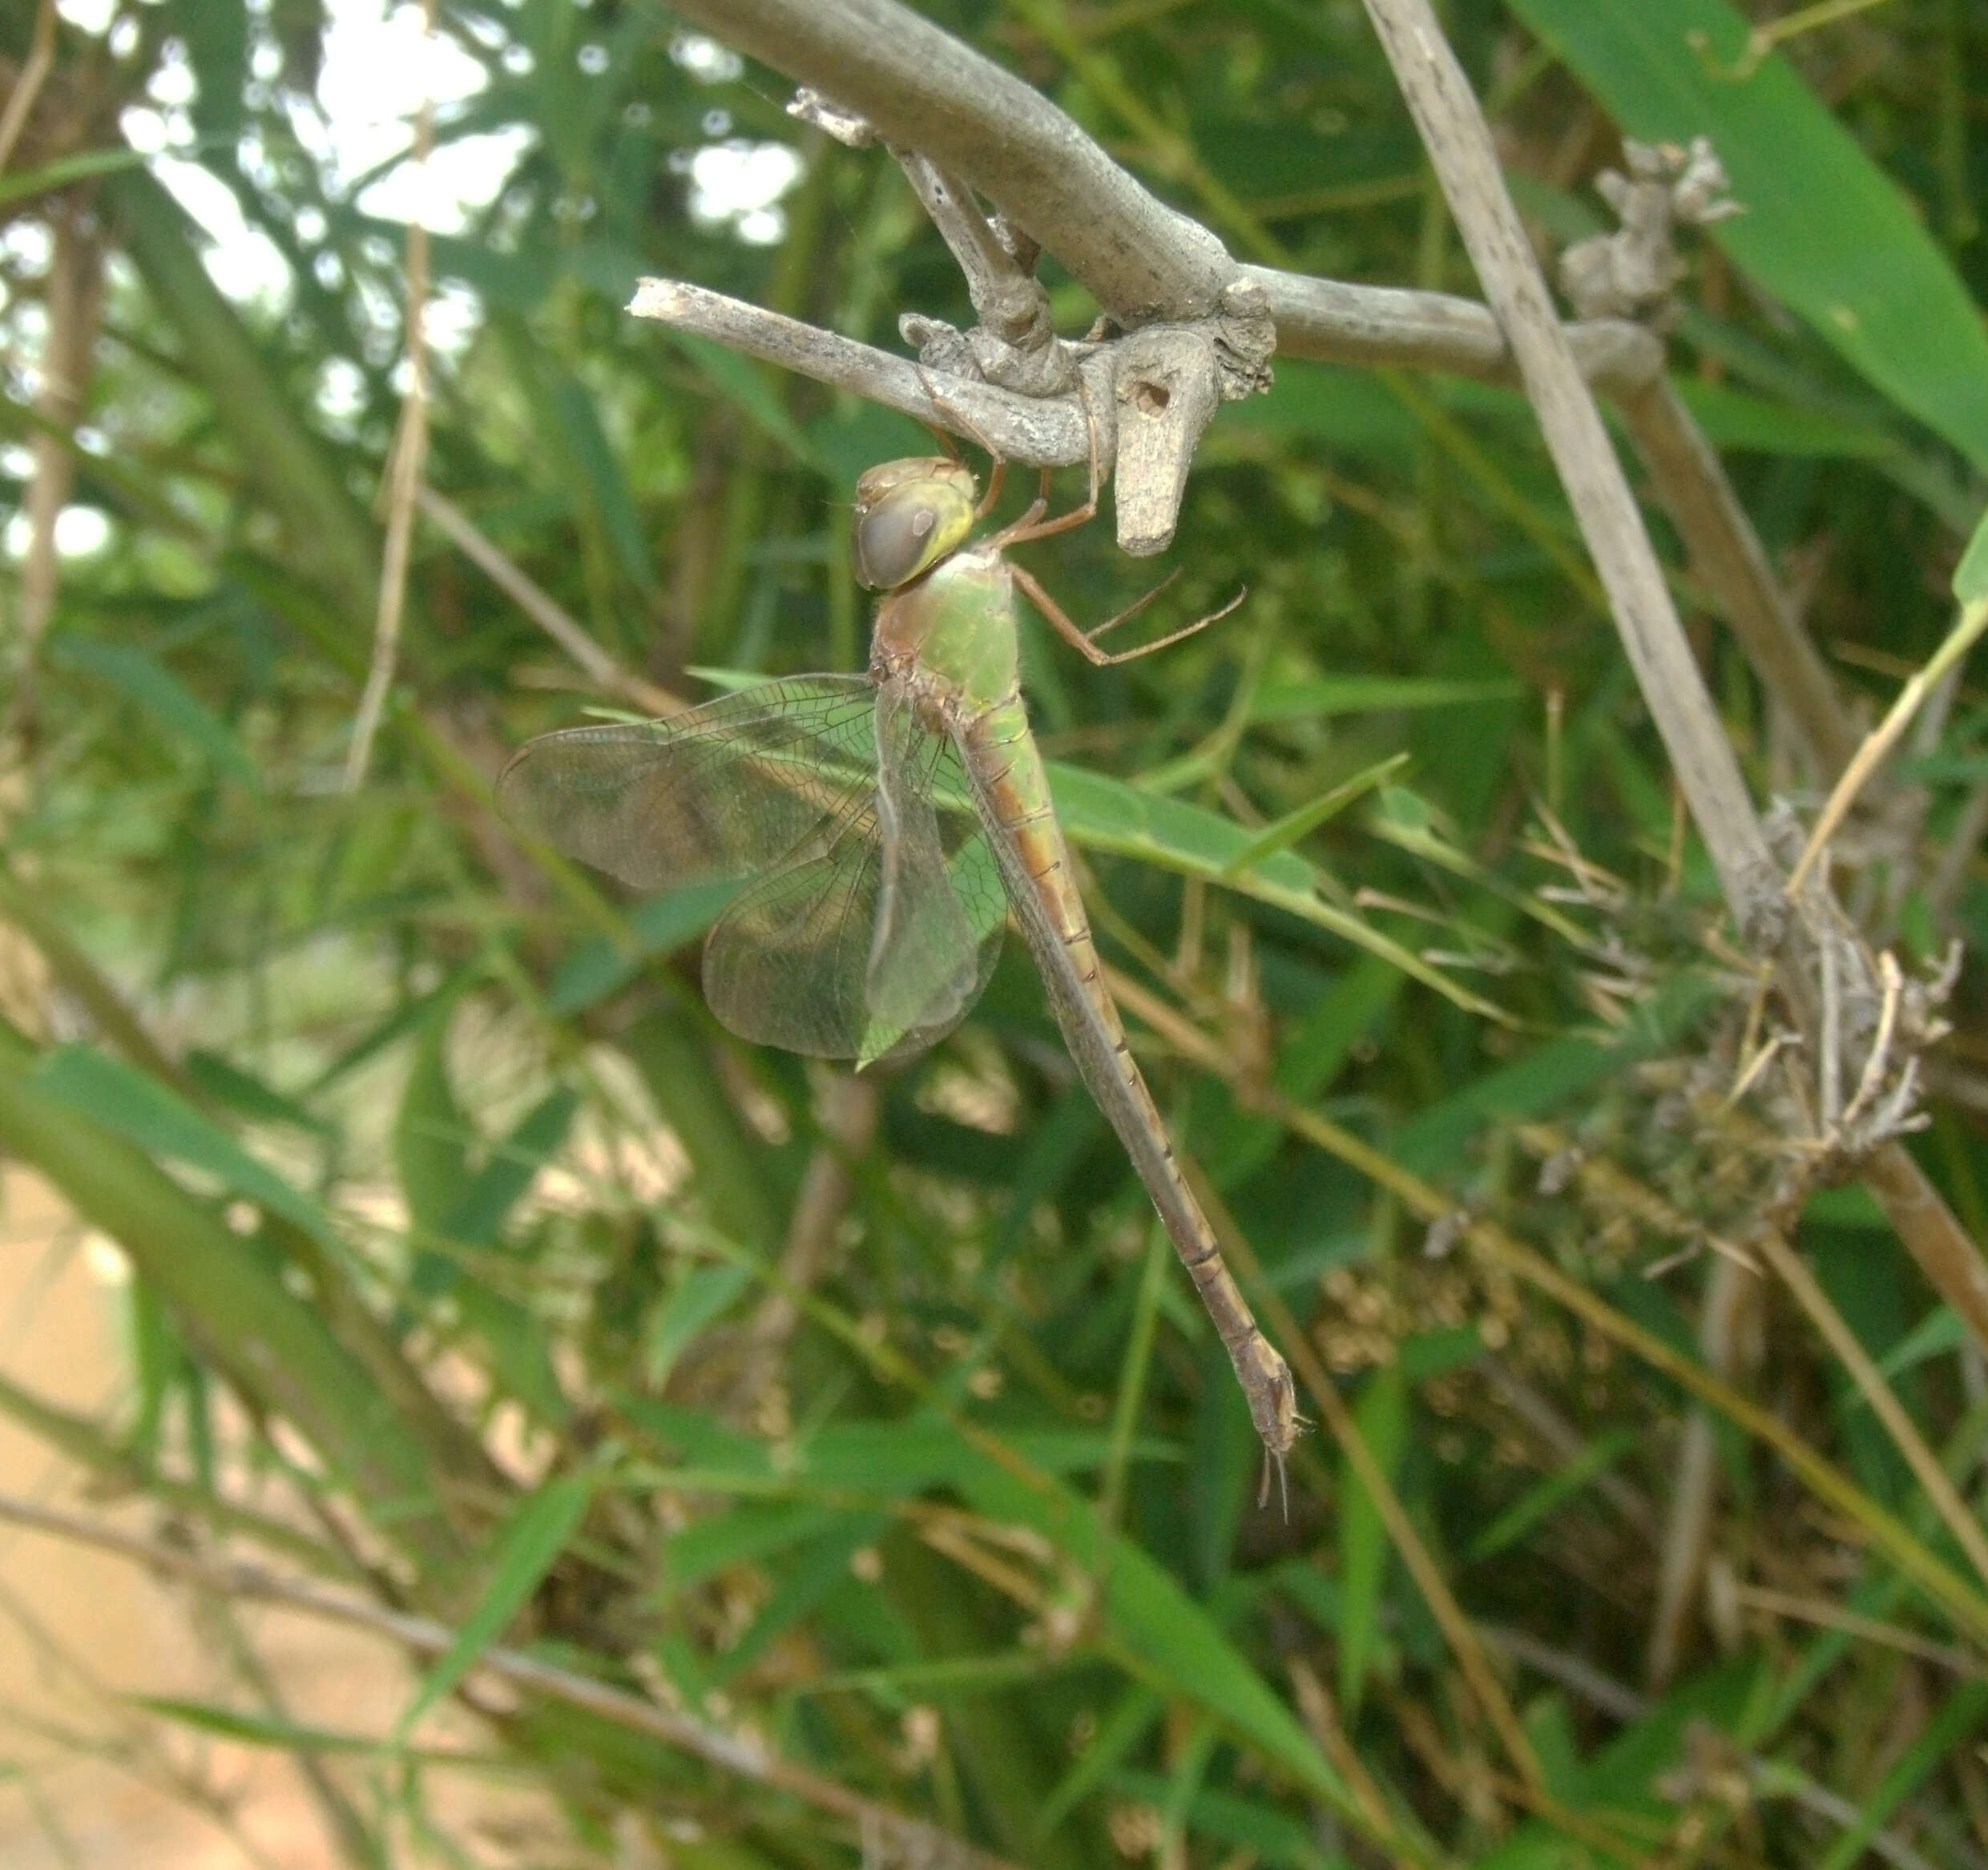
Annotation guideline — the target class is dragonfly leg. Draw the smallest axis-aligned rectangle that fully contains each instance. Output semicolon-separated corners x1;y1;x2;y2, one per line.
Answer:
987;373;1103;551
914;362;1105;546
1013;563;1247;667
910;362;1018;524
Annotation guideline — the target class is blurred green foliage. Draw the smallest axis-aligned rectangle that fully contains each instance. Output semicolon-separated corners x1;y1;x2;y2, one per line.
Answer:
3;0;1988;1865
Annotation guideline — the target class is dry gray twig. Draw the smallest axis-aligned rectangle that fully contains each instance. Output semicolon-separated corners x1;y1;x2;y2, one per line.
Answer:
1356;0;1783;943
1560;137;1742;326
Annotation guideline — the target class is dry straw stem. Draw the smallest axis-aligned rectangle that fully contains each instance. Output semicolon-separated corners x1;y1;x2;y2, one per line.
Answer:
1615;379;1862;782
1787;596;1988;897
656;0;1855;817
627;276;1095;468
1357;0;1781;939
343;0;438;793
415;486;681;717
0;0;57;175
650;0;1672;546
4;197;103;743
1645;1251;1756;1691
1750;1223;1988;1588
0;1493;1025;1870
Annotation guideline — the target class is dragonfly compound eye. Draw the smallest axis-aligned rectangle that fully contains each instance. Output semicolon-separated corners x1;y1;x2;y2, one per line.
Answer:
851;457;978;590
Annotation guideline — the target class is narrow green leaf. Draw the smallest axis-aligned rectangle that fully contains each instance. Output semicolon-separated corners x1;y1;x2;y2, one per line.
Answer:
669;330;824;470
550;377;655;589
1038;1689;1163;1840
1337;1363;1408;1713
445;1089;578;1250
1872;1307;1964;1389
31;1046;334;1243
183;1050;333;1138
934;1425;1349;1808
646;1263;753;1388
1953;506;1988;604
679;664;772;693
1809;1680;1988;1870
397;1002;469;1239
182;0;247;144
454;1280;571;1425
712;1517;889;1685
1251;674;1522;723
1674;377;1899;461
1276;953;1402;1102
1466;1427;1638;1562
1220;753;1409;877
1111;1769;1338;1870
661;1502;845;1596
49;638;259;785
397;1470;595;1740
139;1697;462;1760
0;146;159;209
549;881;740;1014
304;966;476;1097
1046;762;1514;1024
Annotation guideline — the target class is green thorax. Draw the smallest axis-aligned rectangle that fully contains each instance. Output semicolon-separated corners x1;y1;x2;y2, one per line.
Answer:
852;456;1022;717
873;550;1018;712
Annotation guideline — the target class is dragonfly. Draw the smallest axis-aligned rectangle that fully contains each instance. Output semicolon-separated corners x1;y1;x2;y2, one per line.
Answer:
498;437;1301;1487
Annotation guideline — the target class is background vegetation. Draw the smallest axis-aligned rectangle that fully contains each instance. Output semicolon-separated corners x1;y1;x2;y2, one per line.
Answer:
2;0;1987;1865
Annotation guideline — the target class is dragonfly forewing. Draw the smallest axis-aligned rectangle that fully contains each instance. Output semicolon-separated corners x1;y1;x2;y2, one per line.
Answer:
494;676;878;892
500;671;1004;1064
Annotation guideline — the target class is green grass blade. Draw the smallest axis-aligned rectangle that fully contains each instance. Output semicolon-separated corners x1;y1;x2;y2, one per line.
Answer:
1466;1427;1639;1562
1219;754;1409;877
396;1470;596;1741
1047;762;1514;1023
1337;1363;1407;1714
1809;1679;1988;1870
31;1046;337;1246
48;639;260;787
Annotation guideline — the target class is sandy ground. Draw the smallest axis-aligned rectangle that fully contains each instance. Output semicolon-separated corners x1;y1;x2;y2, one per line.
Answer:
0;1168;560;1869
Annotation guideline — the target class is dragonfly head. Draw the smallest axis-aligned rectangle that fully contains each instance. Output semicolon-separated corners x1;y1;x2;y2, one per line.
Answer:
851;457;978;591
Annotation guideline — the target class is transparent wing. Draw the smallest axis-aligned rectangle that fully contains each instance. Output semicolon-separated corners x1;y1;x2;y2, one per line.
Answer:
494;676;878;892
857;687;1004;1064
704;686;1004;1063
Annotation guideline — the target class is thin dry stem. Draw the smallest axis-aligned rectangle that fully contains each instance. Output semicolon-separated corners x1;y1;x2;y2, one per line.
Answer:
343;0;438;792
1347;0;1988;1357
729;1070;879;1410
1788;597;1988;895
1731;1582;1986;1679
630;276;1091;465
416;486;680;716
4;199;103;743
1646;1252;1758;1689
1616;381;1860;783
0;0;57;175
0;1490;1022;1870
1751;1223;1988;1586
1287;1658;1409;1855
